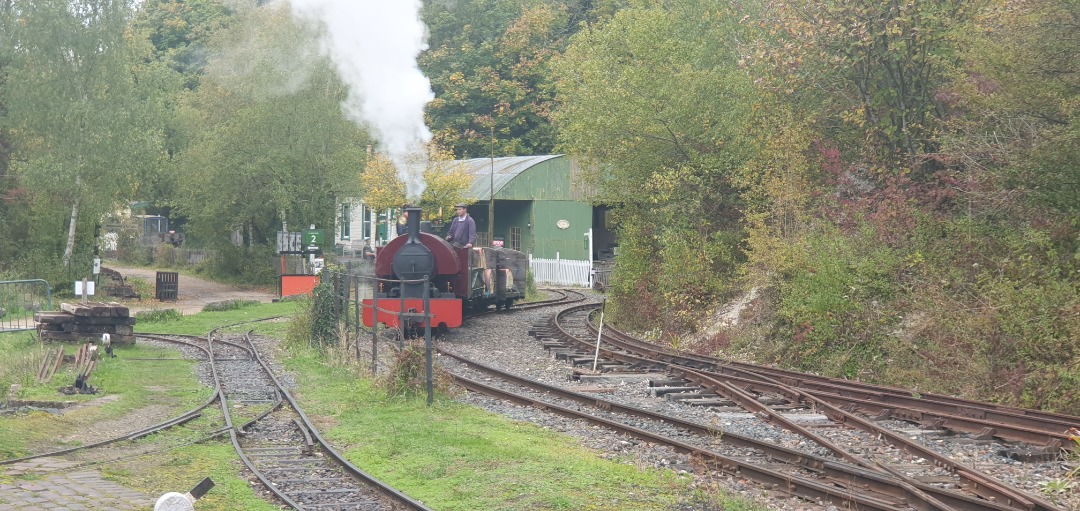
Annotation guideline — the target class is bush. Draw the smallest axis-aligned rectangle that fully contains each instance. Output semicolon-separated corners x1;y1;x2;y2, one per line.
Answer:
284;295;314;349
911;222;1079;410
771;224;902;377
525;268;538;301
309;281;338;348
196;245;278;288
733;212;1080;414
135;308;183;323
378;341;455;397
201;299;259;312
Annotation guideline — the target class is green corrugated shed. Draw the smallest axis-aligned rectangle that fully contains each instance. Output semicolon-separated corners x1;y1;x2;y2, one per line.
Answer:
455;155;596;260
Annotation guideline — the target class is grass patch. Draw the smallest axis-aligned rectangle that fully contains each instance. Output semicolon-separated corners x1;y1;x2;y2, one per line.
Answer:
201;299;261;313
102;441;280;511
0;332;210;459
124;276;156;301
0;331;51;397
134;301;298;336
135;308;185;323
280;341;756;510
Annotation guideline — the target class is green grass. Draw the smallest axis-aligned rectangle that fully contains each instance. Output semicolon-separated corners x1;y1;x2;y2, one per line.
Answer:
134;308;185;323
0;331;211;459
133;300;298;336
103;441;281;511
1;300;763;510
279;342;740;510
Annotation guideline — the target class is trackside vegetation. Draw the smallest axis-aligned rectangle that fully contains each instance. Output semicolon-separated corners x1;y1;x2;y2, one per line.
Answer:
0;302;768;510
282;294;766;510
2;0;1077;417
551;0;1080;414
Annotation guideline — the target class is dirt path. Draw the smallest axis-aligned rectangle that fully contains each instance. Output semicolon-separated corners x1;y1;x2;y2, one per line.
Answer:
103;264;279;315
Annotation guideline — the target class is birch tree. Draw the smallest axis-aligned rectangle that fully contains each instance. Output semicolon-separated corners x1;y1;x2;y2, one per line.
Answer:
1;0;165;266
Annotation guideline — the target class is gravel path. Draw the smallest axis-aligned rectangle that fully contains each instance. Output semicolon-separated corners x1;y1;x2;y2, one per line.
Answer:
103;263;278;315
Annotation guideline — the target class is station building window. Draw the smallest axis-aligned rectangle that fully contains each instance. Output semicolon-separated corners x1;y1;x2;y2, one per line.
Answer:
509;227;521;252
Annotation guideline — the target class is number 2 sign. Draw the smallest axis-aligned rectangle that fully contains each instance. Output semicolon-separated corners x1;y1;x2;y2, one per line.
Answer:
305;229;324;248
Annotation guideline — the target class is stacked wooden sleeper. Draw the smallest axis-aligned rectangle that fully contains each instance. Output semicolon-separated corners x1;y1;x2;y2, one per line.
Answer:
34;302;136;344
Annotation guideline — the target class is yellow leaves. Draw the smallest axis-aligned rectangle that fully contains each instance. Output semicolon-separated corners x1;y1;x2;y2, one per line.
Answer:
359;142;474;221
359;153;405;210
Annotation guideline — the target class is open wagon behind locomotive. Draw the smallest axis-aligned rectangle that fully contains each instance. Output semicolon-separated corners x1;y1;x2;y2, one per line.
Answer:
362;207;527;330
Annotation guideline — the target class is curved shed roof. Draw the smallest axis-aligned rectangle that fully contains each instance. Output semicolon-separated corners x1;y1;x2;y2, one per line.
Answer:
459;155;563;201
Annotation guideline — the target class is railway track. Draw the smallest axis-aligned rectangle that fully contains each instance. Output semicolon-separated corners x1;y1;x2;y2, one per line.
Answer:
586;310;1075;450
1;326;434;511
438;347;1044;511
425;296;1075;507
468;287;589;318
472;302;1078;511
207;329;430;511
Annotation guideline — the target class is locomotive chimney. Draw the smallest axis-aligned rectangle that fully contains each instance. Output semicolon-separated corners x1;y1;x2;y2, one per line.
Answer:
405;206;422;244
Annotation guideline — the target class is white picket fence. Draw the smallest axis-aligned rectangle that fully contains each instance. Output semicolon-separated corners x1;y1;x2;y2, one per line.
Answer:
529;254;592;287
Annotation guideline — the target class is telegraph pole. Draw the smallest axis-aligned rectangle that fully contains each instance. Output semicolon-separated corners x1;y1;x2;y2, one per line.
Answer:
488;125;494;246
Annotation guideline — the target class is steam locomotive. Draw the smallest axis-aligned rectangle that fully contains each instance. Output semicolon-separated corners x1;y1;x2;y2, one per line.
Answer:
362;206;527;331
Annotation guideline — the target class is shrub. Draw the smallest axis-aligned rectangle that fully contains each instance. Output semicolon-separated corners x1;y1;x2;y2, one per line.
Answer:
201;299;259;312
284;295;314;349
197;245;278;288
309;281;338;349
135;308;183;323
378;341;454;397
771;224;902;377
524;268;539;301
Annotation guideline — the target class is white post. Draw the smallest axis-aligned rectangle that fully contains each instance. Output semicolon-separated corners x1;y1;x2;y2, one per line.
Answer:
586;228;594;289
385;208;392;245
308;223;316;271
592;299;606;371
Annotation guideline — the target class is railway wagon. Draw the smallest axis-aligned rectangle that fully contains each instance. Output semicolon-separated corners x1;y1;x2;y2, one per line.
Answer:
362;207;526;331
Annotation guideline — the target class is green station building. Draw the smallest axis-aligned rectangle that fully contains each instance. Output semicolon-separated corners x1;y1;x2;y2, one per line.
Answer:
335;154;617;264
455;154;614;261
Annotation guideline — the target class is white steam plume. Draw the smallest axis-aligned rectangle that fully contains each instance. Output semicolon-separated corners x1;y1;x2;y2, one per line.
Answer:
288;0;434;197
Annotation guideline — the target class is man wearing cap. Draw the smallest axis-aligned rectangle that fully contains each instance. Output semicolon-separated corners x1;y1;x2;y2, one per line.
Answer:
446;203;476;249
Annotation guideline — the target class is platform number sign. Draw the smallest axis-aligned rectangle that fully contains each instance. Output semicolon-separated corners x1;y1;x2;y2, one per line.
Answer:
305;229;324;248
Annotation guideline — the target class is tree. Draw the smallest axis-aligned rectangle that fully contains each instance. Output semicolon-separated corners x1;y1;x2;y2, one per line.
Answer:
360;142;474;224
132;0;235;90
1;0;166;267
171;4;369;249
949;0;1080;217
553;0;757;332
749;0;972;176
421;0;578;158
